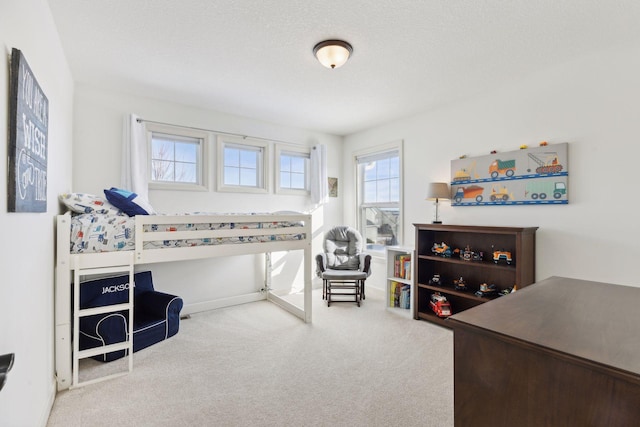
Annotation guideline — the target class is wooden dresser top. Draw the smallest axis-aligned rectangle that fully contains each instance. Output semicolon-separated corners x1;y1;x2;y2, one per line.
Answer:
449;276;640;377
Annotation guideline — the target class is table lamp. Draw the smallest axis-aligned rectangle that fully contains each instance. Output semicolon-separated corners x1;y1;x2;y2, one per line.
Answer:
426;182;450;224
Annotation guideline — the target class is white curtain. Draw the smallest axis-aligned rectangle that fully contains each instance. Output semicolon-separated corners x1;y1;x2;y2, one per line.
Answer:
121;113;149;200
310;144;328;206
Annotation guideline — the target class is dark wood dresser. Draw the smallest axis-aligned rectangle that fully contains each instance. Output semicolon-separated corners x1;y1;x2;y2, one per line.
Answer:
448;276;640;427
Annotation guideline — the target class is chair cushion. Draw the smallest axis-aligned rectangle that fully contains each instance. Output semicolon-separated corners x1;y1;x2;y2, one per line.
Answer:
324;226;362;269
322;269;367;280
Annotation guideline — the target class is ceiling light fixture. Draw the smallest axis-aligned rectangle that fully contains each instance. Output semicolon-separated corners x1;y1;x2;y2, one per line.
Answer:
313;40;353;69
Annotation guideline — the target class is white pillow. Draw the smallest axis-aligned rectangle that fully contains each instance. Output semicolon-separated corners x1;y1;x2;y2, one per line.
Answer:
59;193;123;215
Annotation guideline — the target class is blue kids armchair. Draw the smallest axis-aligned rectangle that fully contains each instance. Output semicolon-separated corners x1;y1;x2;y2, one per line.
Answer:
78;271;183;362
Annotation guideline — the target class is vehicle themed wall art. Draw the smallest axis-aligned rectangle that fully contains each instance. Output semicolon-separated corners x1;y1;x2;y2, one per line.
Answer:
450;142;568;206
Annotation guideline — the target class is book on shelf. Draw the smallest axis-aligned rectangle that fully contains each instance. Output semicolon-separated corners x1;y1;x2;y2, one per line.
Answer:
390;281;398;307
400;284;411;309
393;253;412;280
390;281;411;309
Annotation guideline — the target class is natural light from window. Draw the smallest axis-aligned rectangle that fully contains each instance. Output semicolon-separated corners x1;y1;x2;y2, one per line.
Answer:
223;146;260;187
151;133;200;184
280;153;307;190
356;146;402;252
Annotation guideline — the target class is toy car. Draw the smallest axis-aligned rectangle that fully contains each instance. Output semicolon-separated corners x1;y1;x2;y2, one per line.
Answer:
432;242;452;258
453;276;468;291
498;287;514;296
475;283;498;297
493;250;512;264
430;292;452;317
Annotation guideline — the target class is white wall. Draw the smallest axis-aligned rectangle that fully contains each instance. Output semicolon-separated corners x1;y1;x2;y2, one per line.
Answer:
72;85;342;307
0;0;74;425
344;45;640;290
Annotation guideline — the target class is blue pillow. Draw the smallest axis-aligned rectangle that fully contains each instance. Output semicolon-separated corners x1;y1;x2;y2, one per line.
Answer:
104;188;155;216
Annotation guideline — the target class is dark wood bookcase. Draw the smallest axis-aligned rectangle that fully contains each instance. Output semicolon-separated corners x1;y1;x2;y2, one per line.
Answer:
413;224;537;327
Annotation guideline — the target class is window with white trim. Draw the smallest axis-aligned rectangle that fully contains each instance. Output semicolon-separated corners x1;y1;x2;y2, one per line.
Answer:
147;124;208;191
276;145;310;194
217;136;269;193
355;144;402;252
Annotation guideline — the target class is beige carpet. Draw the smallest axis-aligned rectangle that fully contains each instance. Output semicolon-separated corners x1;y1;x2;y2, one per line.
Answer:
47;289;453;426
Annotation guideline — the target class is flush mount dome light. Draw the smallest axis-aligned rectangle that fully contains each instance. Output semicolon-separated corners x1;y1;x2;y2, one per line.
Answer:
313;40;353;69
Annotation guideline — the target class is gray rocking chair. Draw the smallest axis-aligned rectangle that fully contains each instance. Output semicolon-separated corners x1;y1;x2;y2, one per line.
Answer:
316;226;372;307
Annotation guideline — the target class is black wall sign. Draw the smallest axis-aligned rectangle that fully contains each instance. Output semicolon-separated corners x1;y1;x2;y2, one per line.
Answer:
8;48;49;212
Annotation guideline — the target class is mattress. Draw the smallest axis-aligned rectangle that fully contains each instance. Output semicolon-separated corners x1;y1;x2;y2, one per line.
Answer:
69;213;306;254
69;213;134;253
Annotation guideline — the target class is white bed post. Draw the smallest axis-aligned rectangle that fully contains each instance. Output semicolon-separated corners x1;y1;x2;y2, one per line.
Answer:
304;238;312;323
55;213;73;390
264;252;272;293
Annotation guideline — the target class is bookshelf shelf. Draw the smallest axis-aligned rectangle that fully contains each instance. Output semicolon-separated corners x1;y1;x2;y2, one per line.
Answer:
413;224;537;327
385;246;414;318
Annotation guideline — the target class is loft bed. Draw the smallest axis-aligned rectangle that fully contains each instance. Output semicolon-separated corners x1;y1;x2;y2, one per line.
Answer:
55;210;312;390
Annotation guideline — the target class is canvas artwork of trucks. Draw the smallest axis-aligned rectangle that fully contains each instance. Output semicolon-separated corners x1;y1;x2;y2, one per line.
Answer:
489;185;514;202
527;152;563;174
453;185;484;203
453;161;479;182
525;181;566;200
489;159;516;178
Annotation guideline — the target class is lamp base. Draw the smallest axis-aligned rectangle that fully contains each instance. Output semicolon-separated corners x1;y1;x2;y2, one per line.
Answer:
432;221;442;224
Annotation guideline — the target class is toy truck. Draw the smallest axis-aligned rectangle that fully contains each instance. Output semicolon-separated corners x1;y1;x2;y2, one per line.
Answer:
493;250;512;264
525;181;566;200
453;161;478;182
489;185;514;202
430;293;452;317
489;159;516;178
453;185;484;203
432;242;452;257
475;283;498;297
527;152;563;174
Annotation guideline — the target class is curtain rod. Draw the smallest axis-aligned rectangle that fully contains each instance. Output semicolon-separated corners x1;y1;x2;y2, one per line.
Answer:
136;118;307;147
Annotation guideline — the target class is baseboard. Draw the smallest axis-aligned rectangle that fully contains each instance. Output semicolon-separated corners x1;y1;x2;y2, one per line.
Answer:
366;286;385;297
182;292;266;315
41;376;57;427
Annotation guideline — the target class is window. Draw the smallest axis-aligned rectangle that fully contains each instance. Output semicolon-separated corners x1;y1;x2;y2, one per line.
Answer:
147;124;209;191
151;134;199;183
276;145;310;194
355;143;402;252
217;137;269;193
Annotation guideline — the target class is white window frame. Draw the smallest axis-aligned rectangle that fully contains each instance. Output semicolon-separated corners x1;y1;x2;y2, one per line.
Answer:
217;136;270;194
147;123;210;192
354;140;403;255
275;144;310;195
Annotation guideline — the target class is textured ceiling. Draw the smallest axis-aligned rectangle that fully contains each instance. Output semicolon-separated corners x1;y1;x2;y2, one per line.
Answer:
48;0;640;136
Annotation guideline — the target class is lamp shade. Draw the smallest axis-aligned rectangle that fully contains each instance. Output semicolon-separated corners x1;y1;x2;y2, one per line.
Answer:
426;182;450;201
313;40;353;69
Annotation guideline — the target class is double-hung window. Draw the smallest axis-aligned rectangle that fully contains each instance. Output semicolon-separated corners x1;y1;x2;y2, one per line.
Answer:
147;123;209;191
217;136;269;193
276;145;310;194
355;142;402;252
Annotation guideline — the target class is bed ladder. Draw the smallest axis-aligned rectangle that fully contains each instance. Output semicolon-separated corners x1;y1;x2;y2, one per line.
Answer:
71;253;135;388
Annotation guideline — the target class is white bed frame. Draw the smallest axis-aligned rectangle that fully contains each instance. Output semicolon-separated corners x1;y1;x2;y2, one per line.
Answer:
55;211;312;390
